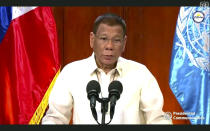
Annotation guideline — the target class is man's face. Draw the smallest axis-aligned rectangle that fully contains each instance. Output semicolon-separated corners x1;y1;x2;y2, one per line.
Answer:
90;23;127;69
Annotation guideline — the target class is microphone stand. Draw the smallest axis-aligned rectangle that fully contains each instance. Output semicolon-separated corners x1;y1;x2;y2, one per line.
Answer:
98;98;109;125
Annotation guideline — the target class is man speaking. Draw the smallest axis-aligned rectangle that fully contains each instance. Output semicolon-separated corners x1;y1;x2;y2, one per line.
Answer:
41;13;172;124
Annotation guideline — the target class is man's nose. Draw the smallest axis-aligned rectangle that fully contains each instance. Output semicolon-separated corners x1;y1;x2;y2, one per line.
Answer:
105;39;114;50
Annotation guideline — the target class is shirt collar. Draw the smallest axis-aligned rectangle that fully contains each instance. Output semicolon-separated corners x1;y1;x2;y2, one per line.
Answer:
115;57;123;76
88;52;123;76
88;53;98;76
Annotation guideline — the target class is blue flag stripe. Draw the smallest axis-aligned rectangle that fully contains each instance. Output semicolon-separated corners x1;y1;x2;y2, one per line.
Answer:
0;6;12;44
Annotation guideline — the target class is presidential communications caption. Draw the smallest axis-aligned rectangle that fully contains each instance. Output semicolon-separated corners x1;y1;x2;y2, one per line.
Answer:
164;112;205;120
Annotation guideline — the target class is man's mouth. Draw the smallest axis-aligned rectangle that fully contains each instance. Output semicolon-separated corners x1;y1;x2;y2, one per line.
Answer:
103;55;113;60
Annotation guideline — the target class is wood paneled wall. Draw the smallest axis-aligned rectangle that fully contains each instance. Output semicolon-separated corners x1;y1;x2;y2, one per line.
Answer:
52;6;190;124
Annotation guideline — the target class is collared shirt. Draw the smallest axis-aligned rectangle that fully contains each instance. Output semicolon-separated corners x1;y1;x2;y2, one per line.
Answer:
41;53;172;124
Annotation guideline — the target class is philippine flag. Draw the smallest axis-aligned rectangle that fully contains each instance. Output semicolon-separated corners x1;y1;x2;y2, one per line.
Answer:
0;7;60;124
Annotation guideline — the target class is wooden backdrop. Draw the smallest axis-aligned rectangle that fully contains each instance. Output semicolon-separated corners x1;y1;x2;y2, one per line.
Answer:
52;6;190;124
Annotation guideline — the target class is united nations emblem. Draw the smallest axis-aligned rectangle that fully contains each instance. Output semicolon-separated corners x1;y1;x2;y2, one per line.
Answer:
176;7;210;72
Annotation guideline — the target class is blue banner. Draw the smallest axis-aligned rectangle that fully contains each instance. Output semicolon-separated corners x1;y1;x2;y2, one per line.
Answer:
169;6;210;124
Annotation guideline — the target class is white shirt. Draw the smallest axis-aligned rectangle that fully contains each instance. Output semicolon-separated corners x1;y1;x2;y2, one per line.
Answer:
41;53;172;124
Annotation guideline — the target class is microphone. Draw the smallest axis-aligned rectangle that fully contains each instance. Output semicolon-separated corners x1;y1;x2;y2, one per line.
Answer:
86;80;101;122
108;80;123;120
86;80;101;108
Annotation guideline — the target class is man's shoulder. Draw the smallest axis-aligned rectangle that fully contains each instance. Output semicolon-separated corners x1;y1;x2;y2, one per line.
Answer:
119;57;154;78
61;56;91;72
119;57;146;69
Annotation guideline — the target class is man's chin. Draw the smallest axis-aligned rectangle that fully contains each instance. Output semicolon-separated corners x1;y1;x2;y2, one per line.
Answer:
103;60;116;67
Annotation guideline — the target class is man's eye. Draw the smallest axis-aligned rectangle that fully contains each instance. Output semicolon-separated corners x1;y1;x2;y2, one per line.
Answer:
114;39;121;42
100;37;107;41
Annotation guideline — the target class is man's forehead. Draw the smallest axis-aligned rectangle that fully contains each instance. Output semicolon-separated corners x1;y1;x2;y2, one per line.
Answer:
96;23;123;34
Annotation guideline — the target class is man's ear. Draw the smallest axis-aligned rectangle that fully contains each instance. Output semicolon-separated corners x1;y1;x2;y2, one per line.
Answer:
90;32;94;48
122;35;127;52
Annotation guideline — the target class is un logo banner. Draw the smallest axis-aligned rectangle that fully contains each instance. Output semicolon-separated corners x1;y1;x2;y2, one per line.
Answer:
169;6;210;125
